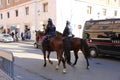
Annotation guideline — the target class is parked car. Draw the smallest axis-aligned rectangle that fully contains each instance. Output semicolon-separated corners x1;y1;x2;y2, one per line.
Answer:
0;34;14;42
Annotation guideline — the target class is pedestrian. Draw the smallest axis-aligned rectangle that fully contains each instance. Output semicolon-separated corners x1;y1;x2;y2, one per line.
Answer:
11;32;14;38
11;32;15;41
15;31;19;41
27;29;31;39
62;20;74;65
21;32;25;41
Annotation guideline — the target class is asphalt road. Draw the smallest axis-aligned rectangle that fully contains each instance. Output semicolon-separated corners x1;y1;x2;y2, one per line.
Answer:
0;42;120;80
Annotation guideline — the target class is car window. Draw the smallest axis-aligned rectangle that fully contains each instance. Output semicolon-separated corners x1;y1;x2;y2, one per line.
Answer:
4;35;9;37
3;34;11;37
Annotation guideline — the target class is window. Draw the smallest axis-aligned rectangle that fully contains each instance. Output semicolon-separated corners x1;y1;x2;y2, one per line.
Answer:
15;0;19;2
25;7;29;15
114;0;117;2
87;6;92;14
0;0;2;6
43;3;48;12
15;10;18;17
107;0;110;4
7;12;10;18
0;13;3;19
103;8;106;16
7;0;10;5
114;10;117;16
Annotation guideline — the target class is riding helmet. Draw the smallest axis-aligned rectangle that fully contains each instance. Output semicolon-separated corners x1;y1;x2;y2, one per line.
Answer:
48;18;52;22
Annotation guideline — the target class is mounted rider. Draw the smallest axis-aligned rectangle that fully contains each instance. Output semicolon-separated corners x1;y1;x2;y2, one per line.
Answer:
45;18;56;39
42;18;56;48
63;20;74;64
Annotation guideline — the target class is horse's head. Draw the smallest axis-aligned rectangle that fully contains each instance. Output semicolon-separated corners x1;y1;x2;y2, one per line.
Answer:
35;30;45;42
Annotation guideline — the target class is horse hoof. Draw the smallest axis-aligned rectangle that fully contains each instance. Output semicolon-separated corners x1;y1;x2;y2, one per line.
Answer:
62;69;66;74
55;65;59;70
43;63;46;67
50;61;53;64
87;66;90;69
67;62;72;65
43;65;46;67
71;64;75;67
67;62;73;66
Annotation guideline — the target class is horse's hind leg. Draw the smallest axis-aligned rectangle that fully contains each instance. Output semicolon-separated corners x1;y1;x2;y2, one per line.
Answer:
61;56;66;73
47;51;53;64
84;54;90;69
55;53;61;70
56;52;66;73
82;48;90;69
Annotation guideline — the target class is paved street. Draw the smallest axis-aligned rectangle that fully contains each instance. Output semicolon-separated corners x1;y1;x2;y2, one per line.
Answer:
0;42;120;80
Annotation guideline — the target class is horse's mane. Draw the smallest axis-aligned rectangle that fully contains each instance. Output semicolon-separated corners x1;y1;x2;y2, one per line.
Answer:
56;31;63;38
56;31;63;34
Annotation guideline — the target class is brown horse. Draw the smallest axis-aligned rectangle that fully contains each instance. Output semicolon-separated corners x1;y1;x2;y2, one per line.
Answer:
35;30;66;73
56;31;90;69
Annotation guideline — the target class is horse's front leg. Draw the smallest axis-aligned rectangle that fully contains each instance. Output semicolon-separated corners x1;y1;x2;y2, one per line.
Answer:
47;51;53;64
73;50;78;66
43;50;47;67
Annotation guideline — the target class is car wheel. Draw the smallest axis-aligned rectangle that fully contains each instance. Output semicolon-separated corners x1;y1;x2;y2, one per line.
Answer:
89;48;98;58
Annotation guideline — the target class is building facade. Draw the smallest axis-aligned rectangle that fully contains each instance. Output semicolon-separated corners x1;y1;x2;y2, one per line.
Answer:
0;0;120;40
0;0;36;40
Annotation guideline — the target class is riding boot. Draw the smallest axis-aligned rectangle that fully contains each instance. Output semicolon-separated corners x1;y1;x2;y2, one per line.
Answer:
63;38;71;65
67;38;71;64
42;39;48;50
66;49;71;65
46;40;50;49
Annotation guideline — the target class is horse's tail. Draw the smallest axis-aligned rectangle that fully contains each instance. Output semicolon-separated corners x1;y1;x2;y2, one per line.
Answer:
81;39;90;58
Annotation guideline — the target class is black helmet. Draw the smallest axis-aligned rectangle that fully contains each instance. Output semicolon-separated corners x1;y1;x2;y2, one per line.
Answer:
66;20;70;25
48;18;52;22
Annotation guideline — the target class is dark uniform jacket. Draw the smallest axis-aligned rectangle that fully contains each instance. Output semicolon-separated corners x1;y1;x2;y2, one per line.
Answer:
63;26;73;37
45;24;56;36
63;26;70;37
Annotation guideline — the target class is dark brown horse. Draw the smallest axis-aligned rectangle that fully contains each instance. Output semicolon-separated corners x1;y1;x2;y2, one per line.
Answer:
56;31;90;69
35;30;66;73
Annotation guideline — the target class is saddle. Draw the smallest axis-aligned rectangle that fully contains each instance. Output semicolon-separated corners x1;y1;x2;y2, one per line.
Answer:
42;36;52;49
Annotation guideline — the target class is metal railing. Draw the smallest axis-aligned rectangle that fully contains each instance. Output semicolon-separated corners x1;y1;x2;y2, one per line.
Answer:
0;49;14;80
